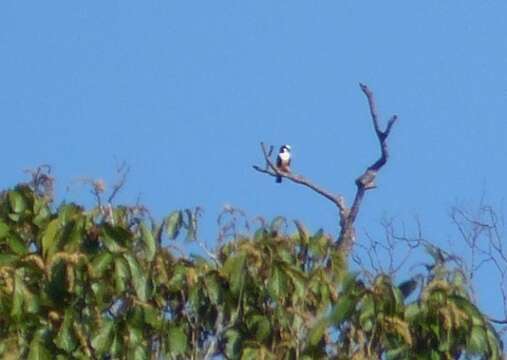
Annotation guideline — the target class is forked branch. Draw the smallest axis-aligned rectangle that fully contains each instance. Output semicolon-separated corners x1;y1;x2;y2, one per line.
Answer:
253;84;398;258
340;84;398;253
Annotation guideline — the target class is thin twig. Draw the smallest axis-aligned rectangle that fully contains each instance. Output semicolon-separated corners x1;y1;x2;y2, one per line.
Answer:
108;162;130;204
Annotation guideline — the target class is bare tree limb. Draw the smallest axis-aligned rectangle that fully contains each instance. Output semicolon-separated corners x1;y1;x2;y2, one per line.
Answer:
489;317;507;325
252;143;348;213
336;84;398;254
253;84;398;259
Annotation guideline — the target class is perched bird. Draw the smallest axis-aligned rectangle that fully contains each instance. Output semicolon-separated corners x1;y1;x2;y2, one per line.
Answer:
276;144;291;183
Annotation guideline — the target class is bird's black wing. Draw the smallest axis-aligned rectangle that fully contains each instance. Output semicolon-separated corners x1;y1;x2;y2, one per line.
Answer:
276;155;282;168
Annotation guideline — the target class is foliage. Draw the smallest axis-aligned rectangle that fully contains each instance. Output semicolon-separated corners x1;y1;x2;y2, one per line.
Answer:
0;184;502;359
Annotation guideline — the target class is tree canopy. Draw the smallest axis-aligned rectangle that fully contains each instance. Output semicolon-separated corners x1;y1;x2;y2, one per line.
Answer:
0;181;502;359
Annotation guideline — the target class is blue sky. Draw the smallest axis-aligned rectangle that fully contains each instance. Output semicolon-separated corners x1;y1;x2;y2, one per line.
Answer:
1;2;507;320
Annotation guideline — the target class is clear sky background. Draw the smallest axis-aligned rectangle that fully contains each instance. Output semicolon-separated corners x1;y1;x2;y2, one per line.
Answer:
1;1;507;322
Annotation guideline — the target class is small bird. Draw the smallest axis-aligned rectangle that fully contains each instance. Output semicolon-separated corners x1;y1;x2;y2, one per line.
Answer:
276;144;291;183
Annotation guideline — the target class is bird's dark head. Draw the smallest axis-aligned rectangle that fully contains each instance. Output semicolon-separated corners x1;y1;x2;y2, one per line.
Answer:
280;144;291;153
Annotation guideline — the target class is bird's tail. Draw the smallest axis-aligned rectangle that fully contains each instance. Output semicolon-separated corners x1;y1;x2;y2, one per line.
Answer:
276;176;282;183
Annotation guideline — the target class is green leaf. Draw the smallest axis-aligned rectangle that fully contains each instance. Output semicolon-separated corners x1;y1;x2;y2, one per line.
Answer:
359;294;375;329
144;305;162;330
486;323;502;359
449;295;484;326
129;345;148;360
54;309;77;353
309;229;327;257
26;292;41;314
91;319;114;354
468;325;488;354
110;334;122;358
404;303;420;321
114;256;130;292
165;211;182;240
125;253;149;302
168;264;187;291
223;252;246;295
11;272;25;319
241;348;259;360
64;219;84;253
0;254;18;266
452;271;466;289
438;332;451;353
11;269;39;314
308;318;328;346
385;346;409;359
268;266;288;299
330;293;356;325
430;350;441;360
91;252;114;278
167;326;187;355
6;234;28;255
27;338;51;360
284;265;306;300
301;356;316;360
392;286;404;313
205;272;223;305
140;223;156;262
247;315;271;342
276;247;293;264
57;203;82;224
42;218;61;259
341;272;359;293
128;325;143;348
7;213;20;222
9;191;26;214
101;225;128;253
33;199;51;227
188;285;204;312
0;221;9;238
224;329;242;359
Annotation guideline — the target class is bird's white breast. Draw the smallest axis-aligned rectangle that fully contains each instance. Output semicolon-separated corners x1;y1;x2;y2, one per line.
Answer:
279;152;290;161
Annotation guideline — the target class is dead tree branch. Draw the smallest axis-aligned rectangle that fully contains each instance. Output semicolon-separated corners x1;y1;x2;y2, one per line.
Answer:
253;84;398;258
108;161;130;204
253;142;348;213
340;84;398;253
24;164;55;199
449;204;507;326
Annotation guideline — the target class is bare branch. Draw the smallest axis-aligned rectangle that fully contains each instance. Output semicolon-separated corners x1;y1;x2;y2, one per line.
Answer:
489;317;507;325
350;84;398;218
24;165;55;200
337;84;398;254
253;85;398;259
252;143;347;212
108;162;130;204
217;205;250;244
